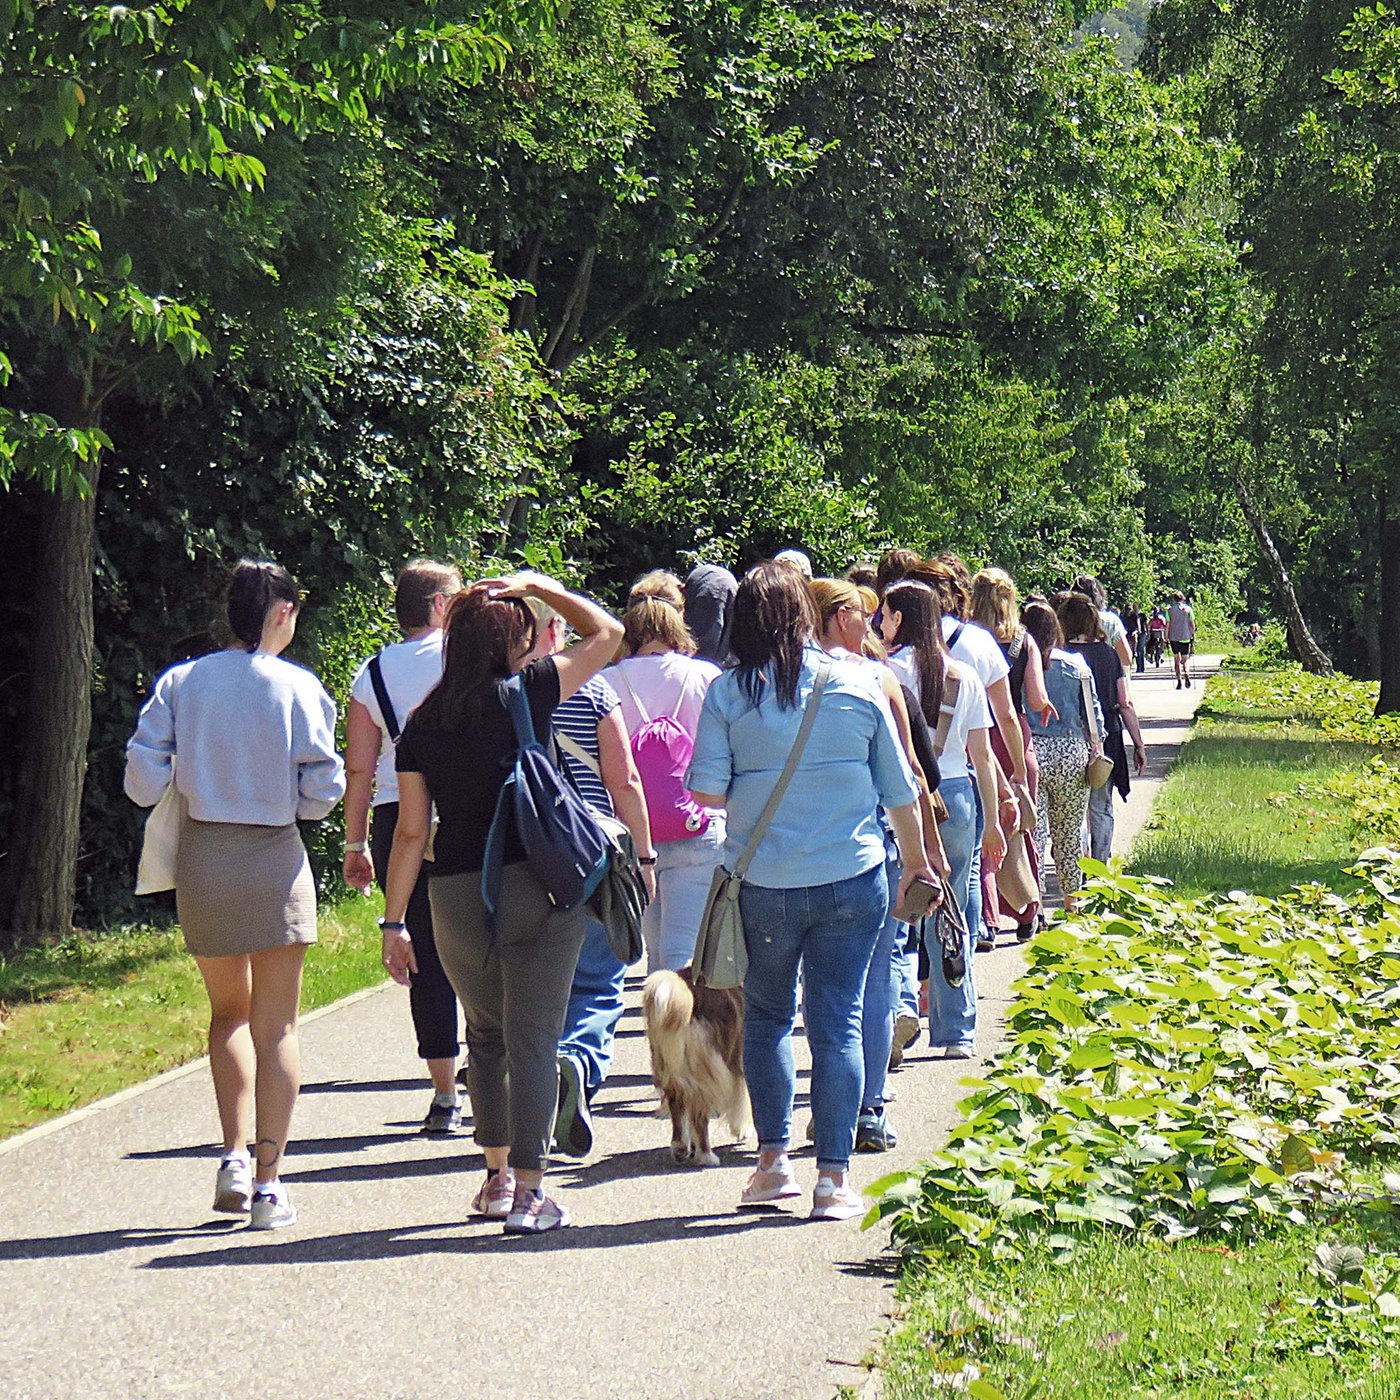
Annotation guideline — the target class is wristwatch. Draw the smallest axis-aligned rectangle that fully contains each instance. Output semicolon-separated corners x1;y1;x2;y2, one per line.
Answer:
638;855;658;866
378;918;407;932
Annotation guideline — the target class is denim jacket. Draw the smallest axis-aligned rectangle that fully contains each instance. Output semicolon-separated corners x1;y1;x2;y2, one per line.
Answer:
1026;648;1103;744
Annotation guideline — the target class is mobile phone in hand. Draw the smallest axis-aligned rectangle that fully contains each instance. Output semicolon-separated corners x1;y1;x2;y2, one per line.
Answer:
892;876;939;925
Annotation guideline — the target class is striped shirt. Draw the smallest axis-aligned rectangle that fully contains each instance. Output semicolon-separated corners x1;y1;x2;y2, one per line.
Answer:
552;674;620;816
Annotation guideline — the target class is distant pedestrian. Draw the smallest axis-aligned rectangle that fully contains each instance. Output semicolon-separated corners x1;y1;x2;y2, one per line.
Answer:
1168;592;1196;688
125;560;345;1231
1146;607;1167;667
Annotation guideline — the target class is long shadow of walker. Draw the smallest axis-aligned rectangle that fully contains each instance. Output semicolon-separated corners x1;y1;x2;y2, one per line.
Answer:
139;1209;806;1269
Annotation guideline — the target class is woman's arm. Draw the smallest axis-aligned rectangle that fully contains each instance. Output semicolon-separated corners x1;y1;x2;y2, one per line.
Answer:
597;708;657;899
1117;676;1148;775
342;698;380;895
967;726;1006;865
124;669;178;807
294;687;347;819
985;675;1028;787
489;572;623;702
886;801;938;908
1021;638;1057;726
380;770;431;986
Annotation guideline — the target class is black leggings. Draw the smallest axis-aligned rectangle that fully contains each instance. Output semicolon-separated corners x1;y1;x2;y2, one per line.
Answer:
372;802;461;1063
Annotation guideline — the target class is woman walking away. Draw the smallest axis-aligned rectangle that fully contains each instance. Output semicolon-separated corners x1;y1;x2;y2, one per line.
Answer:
343;560;464;1135
970;567;1056;942
1059;592;1147;863
688;563;935;1220
810;578;948;1151
381;572;623;1234
1022;602;1103;913
125;561;345;1230
879;580;1003;1057
611;595;725;972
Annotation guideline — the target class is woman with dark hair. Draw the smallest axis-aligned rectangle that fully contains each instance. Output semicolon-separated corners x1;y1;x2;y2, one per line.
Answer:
1022;600;1104;912
688;562;934;1219
878;580;1003;1058
125;560;345;1230
611;595;725;972
1058;592;1147;862
380;572;623;1234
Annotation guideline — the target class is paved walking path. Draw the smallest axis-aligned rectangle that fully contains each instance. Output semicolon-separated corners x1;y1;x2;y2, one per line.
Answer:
0;657;1217;1400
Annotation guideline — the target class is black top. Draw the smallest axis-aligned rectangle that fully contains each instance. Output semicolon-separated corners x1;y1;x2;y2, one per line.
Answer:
995;631;1029;717
396;657;560;877
900;683;940;793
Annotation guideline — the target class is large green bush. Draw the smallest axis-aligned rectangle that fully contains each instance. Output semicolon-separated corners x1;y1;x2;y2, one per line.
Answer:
870;853;1400;1264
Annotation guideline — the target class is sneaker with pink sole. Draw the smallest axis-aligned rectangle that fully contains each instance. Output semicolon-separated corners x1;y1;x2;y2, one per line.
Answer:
470;1170;515;1221
739;1163;802;1208
503;1190;570;1234
810;1179;866;1222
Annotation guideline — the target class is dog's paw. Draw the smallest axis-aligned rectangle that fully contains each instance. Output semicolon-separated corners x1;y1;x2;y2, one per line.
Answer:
694;1149;721;1167
670;1141;693;1164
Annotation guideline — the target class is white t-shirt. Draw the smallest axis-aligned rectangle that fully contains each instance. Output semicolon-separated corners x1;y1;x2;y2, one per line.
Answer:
349;632;445;806
608;652;721;739
1168;601;1195;643
886;650;991;782
1100;609;1128;651
942;616;1009;700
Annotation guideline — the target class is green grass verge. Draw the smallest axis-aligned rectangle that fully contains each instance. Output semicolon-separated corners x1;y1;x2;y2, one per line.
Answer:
1128;669;1393;898
0;895;385;1140
873;668;1400;1399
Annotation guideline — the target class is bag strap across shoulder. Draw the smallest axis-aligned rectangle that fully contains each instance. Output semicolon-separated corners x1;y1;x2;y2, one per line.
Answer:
556;729;601;778
932;669;962;760
732;659;830;882
1079;669;1103;746
368;652;400;743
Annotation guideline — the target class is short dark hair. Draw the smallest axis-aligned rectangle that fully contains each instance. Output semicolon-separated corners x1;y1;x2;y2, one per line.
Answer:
227;560;300;650
395;559;461;631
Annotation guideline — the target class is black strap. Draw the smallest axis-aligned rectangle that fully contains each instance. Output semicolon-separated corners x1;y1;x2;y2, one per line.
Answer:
947;622;966;652
368;653;400;743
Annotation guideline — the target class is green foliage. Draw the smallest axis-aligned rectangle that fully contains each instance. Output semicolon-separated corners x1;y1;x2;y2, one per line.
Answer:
870;854;1400;1262
1211;668;1400;744
1278;756;1400;853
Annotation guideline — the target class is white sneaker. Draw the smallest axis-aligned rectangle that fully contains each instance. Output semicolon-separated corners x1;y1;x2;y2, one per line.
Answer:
213;1156;252;1215
249;1186;297;1231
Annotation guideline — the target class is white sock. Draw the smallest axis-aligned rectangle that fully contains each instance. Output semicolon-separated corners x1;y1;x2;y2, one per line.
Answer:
254;1179;283;1199
221;1147;250;1166
432;1091;459;1107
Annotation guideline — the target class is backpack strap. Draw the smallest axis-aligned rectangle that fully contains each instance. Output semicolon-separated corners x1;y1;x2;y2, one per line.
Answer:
731;660;830;882
947;622;966;653
932;669;962;759
614;664;653;725
368;652;400;742
481;673;539;934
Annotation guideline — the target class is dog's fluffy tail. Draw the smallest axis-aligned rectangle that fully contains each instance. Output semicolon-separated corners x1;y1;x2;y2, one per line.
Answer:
642;969;694;1039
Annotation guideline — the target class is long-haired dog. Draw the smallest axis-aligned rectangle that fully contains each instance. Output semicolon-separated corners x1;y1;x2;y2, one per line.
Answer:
641;966;751;1166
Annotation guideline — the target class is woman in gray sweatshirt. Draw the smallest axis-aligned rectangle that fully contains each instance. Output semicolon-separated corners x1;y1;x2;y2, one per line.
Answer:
125;560;345;1230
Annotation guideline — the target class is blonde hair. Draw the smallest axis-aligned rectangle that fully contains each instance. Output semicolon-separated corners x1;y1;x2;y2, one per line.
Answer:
970;567;1020;643
808;577;861;629
622;596;696;656
628;569;685;612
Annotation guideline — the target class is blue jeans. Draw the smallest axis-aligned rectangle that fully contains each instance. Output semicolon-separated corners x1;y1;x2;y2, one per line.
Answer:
558;917;626;1100
925;774;978;1051
860;840;901;1111
740;864;888;1172
966;775;985;942
1088;782;1115;864
644;818;727;971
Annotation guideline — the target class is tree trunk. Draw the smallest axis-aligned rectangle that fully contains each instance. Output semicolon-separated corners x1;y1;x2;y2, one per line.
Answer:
1378;484;1400;713
2;381;101;948
1231;466;1333;675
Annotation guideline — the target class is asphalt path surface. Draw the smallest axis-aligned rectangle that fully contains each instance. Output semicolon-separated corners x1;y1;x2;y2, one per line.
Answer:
0;656;1215;1400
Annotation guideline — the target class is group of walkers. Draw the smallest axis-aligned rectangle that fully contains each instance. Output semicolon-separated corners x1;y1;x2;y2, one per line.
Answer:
1123;592;1198;688
124;548;1161;1235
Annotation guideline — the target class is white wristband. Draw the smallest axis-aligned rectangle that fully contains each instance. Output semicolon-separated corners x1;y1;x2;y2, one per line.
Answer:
344;840;368;854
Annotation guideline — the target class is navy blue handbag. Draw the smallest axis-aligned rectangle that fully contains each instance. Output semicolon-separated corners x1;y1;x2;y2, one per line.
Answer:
481;674;610;930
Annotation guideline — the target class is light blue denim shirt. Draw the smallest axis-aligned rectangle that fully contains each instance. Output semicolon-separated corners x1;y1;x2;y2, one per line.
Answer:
1026;648;1103;742
686;647;919;890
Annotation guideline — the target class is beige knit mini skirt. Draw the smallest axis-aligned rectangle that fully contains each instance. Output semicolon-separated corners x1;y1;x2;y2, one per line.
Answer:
176;819;318;958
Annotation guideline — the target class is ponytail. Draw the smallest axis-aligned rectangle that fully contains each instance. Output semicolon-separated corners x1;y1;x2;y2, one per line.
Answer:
227;560;300;651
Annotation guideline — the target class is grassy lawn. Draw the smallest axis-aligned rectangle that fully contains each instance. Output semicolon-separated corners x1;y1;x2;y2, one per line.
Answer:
872;666;1400;1400
0;894;385;1140
1128;671;1392;898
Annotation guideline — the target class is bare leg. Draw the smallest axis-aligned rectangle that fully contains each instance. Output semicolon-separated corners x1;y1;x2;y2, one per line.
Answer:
248;944;307;1185
426;1056;458;1098
195;955;254;1154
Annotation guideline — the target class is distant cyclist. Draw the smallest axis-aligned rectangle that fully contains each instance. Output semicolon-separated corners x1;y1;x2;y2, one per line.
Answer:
1167;592;1196;688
